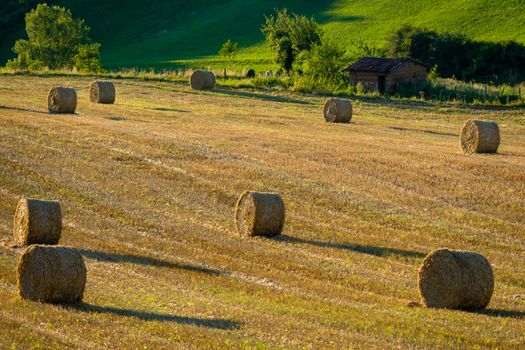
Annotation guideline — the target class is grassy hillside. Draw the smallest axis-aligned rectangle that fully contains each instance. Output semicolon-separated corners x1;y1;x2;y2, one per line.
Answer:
1;0;525;70
0;75;524;348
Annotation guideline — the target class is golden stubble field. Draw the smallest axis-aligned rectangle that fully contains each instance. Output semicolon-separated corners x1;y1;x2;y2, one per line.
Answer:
0;75;524;349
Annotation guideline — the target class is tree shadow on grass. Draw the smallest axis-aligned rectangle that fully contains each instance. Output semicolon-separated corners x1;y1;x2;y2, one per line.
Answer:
273;235;425;260
78;249;223;276
389;126;458;137
471;308;525;319
211;88;314;105
67;303;241;329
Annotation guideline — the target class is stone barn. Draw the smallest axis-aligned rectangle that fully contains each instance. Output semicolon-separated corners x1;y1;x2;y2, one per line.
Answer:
343;57;429;93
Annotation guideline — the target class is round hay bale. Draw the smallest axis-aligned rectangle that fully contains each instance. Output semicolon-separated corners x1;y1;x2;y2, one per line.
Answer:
460;119;500;154
190;70;216;90
17;245;86;303
13;198;61;246
323;98;352;123
48;87;77;114
235;191;285;237
246;69;256;79
418;248;494;310
89;81;116;104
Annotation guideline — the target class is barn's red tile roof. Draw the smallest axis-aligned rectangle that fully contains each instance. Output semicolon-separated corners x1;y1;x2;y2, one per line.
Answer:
343;57;429;74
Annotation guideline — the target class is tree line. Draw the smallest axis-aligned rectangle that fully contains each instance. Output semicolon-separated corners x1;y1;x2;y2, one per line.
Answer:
386;24;525;85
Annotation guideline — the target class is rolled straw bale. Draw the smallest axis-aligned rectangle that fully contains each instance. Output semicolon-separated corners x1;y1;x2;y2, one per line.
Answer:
13;198;61;246
235;191;285;237
323;97;352;123
190;70;216;90
48;87;77;114
246;69;256;79
89;81;116;104
418;248;494;310
17;245;86;303
460;119;500;154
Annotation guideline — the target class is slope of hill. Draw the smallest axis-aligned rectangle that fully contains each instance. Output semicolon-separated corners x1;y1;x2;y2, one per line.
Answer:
1;0;525;69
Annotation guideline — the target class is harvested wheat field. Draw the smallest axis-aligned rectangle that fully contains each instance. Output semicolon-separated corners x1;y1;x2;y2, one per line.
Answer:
0;75;524;349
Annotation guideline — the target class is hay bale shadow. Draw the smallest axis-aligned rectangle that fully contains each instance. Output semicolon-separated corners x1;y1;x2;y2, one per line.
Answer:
273;235;425;260
104;116;127;121
0;105;49;115
67;303;241;329
471;308;525;319
389;126;458;137
77;249;223;276
148;107;189;112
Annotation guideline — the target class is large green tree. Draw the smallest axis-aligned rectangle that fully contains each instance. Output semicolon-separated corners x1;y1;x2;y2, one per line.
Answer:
261;9;321;72
7;3;101;71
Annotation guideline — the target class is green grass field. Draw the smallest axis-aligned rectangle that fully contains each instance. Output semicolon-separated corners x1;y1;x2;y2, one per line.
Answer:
0;75;524;349
1;0;525;70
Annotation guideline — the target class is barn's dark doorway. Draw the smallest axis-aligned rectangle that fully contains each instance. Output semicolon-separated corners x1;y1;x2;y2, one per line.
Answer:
378;76;386;93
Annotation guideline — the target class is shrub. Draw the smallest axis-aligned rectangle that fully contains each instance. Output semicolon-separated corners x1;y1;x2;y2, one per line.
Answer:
349;39;386;61
252;76;292;90
219;39;238;60
73;43;102;72
391;78;523;105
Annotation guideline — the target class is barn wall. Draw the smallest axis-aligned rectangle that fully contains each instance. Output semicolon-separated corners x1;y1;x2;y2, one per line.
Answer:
349;62;428;92
350;72;382;91
385;63;428;90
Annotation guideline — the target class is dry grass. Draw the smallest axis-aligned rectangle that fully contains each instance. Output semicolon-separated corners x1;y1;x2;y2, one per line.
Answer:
0;75;524;349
